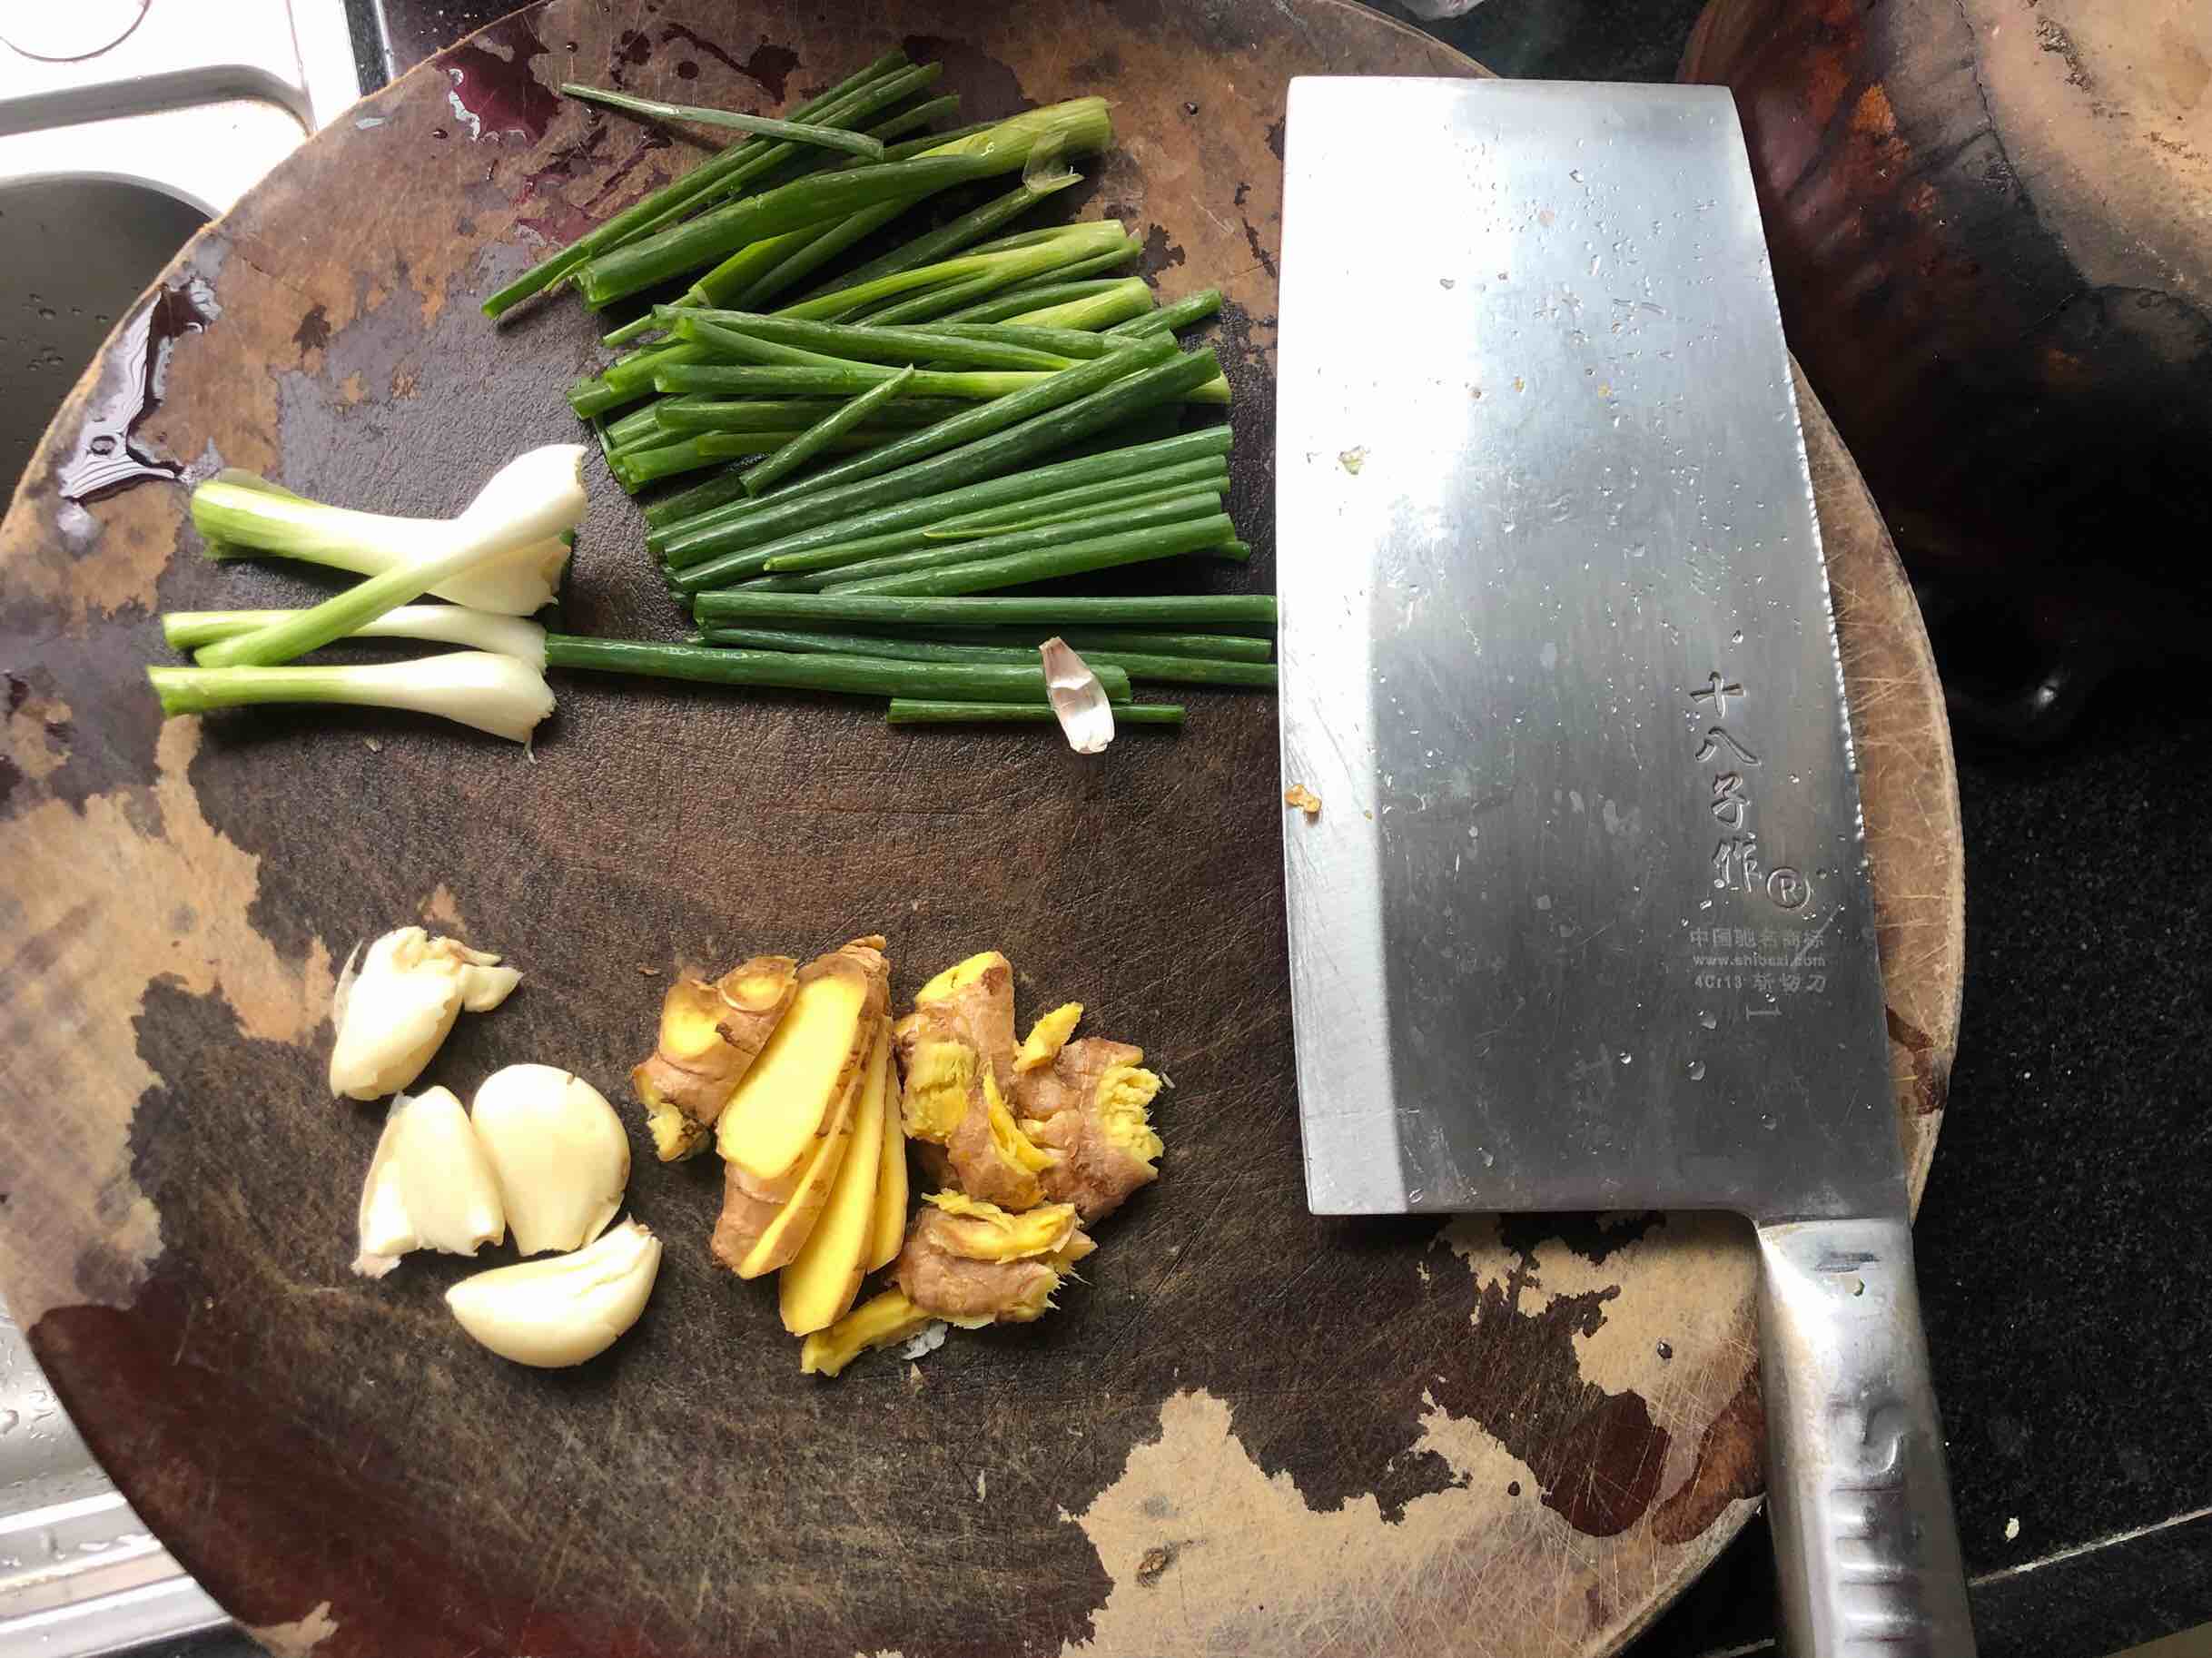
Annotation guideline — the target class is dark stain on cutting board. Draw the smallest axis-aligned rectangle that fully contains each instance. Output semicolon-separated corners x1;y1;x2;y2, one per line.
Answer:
0;4;1963;1655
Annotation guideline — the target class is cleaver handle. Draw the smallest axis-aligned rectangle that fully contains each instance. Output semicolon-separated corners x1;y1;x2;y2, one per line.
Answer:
1756;1215;1976;1656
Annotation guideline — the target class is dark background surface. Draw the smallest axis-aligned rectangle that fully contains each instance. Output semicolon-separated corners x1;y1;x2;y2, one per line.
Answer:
123;1;2208;1653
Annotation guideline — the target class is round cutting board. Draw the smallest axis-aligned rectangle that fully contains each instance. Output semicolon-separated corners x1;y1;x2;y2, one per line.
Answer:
0;5;1963;1654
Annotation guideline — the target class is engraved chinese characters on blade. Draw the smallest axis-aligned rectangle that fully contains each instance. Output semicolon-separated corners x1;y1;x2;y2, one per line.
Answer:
1691;670;1808;912
1687;669;1828;1002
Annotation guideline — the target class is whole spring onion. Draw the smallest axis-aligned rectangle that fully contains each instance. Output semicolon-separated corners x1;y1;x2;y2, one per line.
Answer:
726;333;1174;509
692;627;1271;685
616;61;946;246
665;347;1221;586
578;151;1004;309
148;652;557;743
195;446;588;668
743;365;915;497
939;278;1135;325
912;627;1275;663
580;99;1111;308
480;51;909;318
887;698;1184;726
655;363;1058;400
667;310;1078;372
825;511;1235;597
655;425;1232;555
542;637;1132;704
189;458;579;617
610;431;876;489
659;426;1233;583
912;321;1135;360
653;397;963;435
915;456;1231;540
663;336;1170;550
720;200;913;310
803;491;1226;588
912;476;1226;543
1003;278;1158;331
558;84;887;160
161;606;548;666
674;314;854;366
783;222;1135;323
809;176;1082;301
1110;287;1225;337
691;593;1278;628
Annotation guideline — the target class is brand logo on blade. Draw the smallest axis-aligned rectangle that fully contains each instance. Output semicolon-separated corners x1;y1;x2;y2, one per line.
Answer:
1689;670;1808;911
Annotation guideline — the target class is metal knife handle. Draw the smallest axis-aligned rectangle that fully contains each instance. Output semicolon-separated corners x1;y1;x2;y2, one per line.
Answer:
1755;1215;1976;1657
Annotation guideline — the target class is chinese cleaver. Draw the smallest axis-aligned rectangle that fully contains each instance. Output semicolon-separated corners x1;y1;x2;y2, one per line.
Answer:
1275;79;1975;1654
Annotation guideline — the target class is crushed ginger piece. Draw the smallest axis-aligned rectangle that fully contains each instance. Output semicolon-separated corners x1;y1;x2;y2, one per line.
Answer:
1284;784;1322;816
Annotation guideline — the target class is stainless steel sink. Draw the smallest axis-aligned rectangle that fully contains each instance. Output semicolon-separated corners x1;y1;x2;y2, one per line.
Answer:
0;5;363;1648
0;0;362;492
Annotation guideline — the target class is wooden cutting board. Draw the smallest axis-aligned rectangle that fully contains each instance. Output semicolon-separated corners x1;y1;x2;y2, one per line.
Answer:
0;4;1964;1654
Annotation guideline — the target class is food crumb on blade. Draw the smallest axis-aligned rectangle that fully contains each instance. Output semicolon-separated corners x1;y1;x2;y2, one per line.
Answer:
1338;446;1367;475
1284;783;1322;817
2005;1516;2020;1542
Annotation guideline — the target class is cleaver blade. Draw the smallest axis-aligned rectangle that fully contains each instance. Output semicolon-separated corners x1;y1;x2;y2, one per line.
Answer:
1274;78;1974;1655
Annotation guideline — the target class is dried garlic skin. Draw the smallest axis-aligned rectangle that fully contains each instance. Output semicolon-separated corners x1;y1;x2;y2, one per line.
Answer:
329;927;519;1100
470;1064;630;1255
445;1218;662;1367
1040;637;1115;754
353;1086;506;1278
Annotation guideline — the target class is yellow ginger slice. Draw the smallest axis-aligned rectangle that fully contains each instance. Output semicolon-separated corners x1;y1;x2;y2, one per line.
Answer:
779;1024;893;1334
799;1288;983;1378
632;955;797;1160
1014;1002;1083;1072
716;939;885;1198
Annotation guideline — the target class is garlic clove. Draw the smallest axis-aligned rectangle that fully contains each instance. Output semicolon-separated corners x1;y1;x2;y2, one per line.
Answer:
458;962;522;1013
327;927;520;1100
469;1063;630;1255
445;1218;662;1367
353;1086;507;1278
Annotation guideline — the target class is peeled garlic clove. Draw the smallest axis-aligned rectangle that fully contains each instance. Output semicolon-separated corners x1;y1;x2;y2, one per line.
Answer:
353;1086;507;1278
458;962;522;1013
469;1063;630;1256
445;1218;662;1367
328;927;521;1100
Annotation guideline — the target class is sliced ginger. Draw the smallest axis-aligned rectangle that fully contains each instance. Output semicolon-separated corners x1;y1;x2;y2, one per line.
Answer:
713;1017;880;1278
800;1288;982;1378
1015;1002;1082;1072
779;1024;893;1335
865;1071;909;1273
717;937;886;1199
632;955;797;1160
